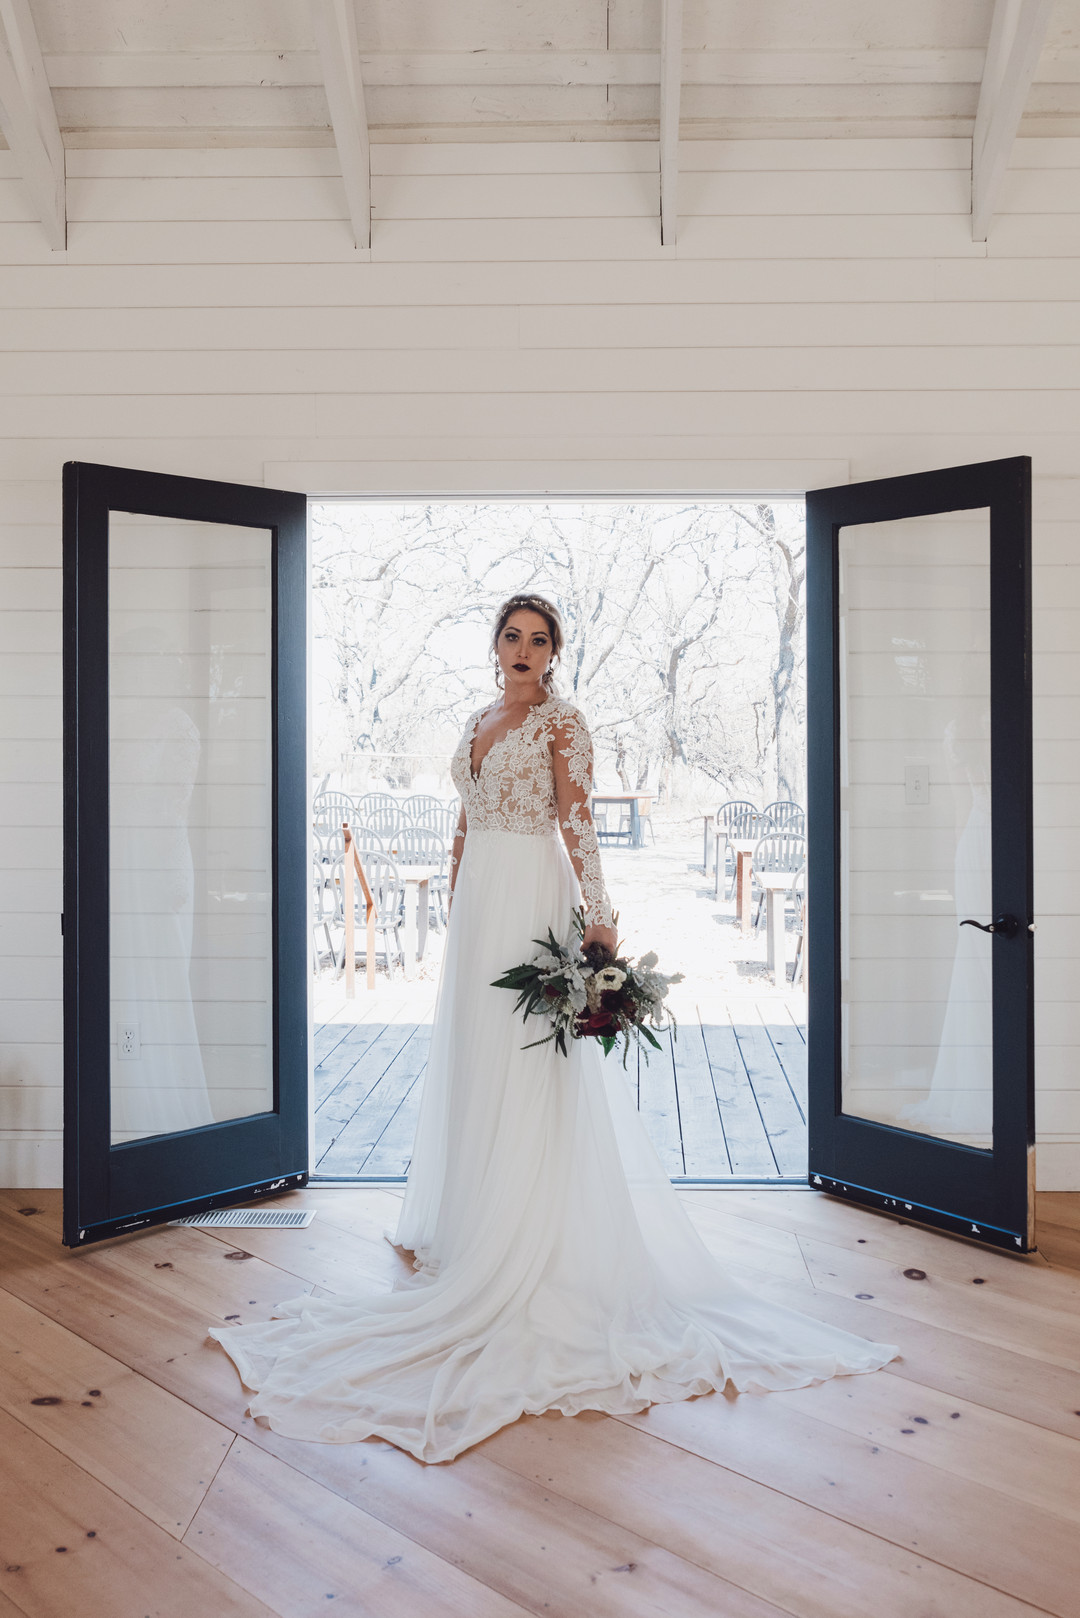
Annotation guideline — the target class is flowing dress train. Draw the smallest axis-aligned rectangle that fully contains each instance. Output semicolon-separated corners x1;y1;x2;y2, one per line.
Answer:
209;696;900;1462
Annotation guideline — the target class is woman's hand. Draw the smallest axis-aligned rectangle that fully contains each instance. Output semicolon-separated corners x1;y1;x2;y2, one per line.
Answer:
582;922;618;958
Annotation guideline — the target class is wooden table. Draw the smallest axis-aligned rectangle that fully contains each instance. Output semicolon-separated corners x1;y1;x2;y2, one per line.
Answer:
727;838;758;933
397;862;441;980
590;792;652;849
757;869;799;982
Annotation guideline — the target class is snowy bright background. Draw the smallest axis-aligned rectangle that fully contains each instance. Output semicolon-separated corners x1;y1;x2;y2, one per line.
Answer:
311;499;806;815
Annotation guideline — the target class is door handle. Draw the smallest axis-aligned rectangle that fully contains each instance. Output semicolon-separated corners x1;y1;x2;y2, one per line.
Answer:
959;914;1020;938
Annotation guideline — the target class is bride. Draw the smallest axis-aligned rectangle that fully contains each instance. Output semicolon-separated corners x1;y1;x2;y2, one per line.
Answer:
210;593;900;1462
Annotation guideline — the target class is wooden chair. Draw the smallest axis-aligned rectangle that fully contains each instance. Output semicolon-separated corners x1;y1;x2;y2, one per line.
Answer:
313;824;346;866
409;802;458;841
350;824;386;855
761;799;806;835
338;838;404;988
394;825;449;927
359;801;400;839
312;854;341;970
791;865;807;984
400;793;443;821
635;794;656;844
355;792;397;818
594;800;633;847
750;832;807;928
711;800;760;897
312;790;357;835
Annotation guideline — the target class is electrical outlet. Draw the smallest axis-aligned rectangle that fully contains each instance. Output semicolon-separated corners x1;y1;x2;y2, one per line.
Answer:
117;1023;140;1060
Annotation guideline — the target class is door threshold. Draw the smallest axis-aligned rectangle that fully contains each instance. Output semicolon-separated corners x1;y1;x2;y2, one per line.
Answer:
307;1174;812;1190
673;1177;811;1188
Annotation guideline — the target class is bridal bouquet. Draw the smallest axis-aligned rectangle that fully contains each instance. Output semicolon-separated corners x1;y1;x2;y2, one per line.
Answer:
491;908;684;1064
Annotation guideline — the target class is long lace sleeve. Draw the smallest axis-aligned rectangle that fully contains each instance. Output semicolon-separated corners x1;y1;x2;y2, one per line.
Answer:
551;709;615;930
448;802;467;896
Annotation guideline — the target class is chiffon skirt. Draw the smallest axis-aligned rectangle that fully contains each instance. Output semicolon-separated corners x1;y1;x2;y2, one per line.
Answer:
209;826;900;1462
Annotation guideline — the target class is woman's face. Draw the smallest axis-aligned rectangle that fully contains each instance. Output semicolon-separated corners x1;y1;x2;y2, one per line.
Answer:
496;609;554;690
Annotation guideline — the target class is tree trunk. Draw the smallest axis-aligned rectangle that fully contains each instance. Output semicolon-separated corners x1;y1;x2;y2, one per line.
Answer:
614;733;631;792
757;503;805;802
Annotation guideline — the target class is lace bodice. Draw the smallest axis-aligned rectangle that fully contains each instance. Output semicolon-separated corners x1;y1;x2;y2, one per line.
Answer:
451;696;614;928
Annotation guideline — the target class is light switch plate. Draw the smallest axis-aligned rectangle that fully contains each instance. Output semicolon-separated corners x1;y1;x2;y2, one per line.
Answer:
905;764;929;806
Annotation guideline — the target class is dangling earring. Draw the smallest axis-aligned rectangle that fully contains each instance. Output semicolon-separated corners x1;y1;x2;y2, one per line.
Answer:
491;649;503;689
542;654;559;688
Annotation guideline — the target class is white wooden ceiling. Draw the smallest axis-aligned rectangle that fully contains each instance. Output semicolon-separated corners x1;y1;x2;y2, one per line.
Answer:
16;0;1080;145
0;0;1078;246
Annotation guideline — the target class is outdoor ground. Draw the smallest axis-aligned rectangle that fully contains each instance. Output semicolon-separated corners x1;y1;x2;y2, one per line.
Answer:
313;813;808;1181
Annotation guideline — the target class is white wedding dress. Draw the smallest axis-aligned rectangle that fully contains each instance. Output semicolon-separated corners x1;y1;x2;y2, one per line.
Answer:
210;695;900;1462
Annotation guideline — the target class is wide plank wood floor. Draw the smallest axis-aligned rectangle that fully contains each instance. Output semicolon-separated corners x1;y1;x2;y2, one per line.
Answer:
1;1183;1078;1617
313;988;808;1180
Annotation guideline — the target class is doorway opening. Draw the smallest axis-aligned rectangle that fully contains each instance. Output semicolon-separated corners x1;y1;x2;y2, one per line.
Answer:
309;498;808;1185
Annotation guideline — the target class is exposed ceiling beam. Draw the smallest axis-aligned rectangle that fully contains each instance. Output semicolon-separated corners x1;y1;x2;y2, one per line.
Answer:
0;0;65;249
972;0;1056;241
309;0;370;249
42;47;1080;90
659;0;682;246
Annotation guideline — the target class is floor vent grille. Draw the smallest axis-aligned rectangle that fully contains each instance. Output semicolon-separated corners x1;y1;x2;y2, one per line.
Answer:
171;1208;315;1229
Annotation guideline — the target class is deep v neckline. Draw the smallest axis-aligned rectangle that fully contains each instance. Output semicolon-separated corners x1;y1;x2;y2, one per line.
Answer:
468;696;552;782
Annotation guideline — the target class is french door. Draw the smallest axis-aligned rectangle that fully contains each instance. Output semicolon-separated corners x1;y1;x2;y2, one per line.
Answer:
63;462;308;1247
806;457;1035;1253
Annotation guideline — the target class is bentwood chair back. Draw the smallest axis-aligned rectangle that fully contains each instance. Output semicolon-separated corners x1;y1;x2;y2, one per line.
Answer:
312;854;341;970
393;825;447;870
313;791;357;835
313;827;346;879
340;852;405;979
359;801;400;839
712;799;761;896
401;793;443;821
749;832;807;928
355;792;397;818
761;799;806;835
392;826;450;929
410;803;458;841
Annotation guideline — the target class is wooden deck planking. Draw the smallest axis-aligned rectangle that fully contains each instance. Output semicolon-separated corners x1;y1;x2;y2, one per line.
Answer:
671;1018;732;1178
634;1032;685;1177
361;1074;425;1178
317;1026;431;1177
727;1001;807;1177
313;1017;409;1112
698;1020;780;1178
313;999;809;1181
762;1006;808;1112
315;1022;422;1135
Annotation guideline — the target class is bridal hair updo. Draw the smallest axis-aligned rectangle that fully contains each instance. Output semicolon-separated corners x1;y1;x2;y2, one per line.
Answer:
490;593;564;688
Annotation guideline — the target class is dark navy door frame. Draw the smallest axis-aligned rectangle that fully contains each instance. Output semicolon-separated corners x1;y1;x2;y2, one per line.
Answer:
805;456;1035;1254
62;461;309;1247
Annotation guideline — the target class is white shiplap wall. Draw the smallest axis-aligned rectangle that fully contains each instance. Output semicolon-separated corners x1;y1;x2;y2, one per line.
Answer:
1;136;1079;1187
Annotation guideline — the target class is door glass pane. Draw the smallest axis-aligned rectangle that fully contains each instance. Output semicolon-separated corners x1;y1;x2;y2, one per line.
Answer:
109;512;273;1143
840;509;992;1149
